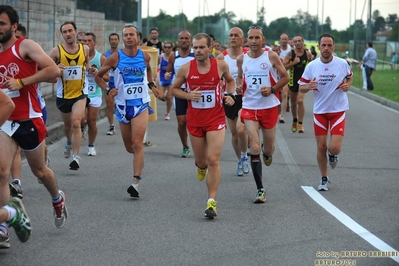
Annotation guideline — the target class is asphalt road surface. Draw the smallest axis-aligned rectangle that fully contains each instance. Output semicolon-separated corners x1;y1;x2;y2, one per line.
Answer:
1;91;398;266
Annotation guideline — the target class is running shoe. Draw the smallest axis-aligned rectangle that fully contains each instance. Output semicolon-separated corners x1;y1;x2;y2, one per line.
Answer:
69;155;80;170
180;147;190;158
236;160;244;176
6;198;31;242
87;146;97;156
291;120;297;133
143;141;152;147
106;125;115;135
298;124;304;133
81;122;88;140
9;181;23;199
204;200;217;219
53;190;68;228
0;227;10;249
279;114;285;123
317;177;331;191
164;113;170;120
127;183;139;198
242;157;251;174
254;189;266;203
197;167;208;182
63;143;72;158
262;153;273;166
328;151;338;169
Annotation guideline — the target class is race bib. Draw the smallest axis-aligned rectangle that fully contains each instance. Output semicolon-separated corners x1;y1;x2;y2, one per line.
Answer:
0;120;20;137
63;66;83;81
191;90;215;109
3;89;20;98
124;82;145;100
87;75;96;94
247;73;268;90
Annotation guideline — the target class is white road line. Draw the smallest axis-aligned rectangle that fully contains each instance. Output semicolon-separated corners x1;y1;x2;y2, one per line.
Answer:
276;126;399;263
302;186;399;263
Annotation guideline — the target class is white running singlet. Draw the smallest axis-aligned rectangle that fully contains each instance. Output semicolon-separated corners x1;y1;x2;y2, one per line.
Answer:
298;56;353;114
242;51;280;110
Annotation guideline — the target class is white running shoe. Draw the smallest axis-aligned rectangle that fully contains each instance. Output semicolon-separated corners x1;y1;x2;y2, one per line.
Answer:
87;146;97;156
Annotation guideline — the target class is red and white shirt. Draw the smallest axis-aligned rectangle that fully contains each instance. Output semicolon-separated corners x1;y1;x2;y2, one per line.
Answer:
298;56;353;114
241;51;280;110
0;38;40;120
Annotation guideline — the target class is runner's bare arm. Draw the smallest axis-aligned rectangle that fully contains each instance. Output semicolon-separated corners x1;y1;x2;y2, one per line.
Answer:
236;54;244;95
17;39;59;85
95;52;118;97
144;52;160;97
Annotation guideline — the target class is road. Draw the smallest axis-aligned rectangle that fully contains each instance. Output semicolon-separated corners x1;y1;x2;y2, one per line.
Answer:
1;90;398;266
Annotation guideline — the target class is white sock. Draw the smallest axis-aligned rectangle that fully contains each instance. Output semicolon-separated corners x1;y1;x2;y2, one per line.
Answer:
3;206;17;222
207;198;215;203
241;152;247;159
0;222;8;234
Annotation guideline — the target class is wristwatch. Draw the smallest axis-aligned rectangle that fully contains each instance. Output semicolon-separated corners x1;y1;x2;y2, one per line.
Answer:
105;87;112;95
270;87;276;94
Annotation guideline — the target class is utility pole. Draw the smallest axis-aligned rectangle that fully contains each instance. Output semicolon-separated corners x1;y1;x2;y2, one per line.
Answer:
366;0;372;42
137;0;142;30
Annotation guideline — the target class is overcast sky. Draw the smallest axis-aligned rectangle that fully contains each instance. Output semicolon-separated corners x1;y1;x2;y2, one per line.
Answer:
142;0;398;31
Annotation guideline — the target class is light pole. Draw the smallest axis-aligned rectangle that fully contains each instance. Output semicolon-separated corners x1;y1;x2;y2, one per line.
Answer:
137;0;142;30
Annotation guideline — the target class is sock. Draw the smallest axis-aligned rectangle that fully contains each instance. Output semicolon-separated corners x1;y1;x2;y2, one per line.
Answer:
241;152;247;159
207;198;215;203
0;223;8;234
3;206;17;223
134;175;142;181
250;154;263;190
293;117;298;122
12;179;21;185
52;193;62;204
110;124;115;128
66;141;71;145
88;144;94;147
298;122;303;125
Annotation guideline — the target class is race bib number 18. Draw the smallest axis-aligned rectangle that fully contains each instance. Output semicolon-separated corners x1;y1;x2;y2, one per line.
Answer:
191;90;215;109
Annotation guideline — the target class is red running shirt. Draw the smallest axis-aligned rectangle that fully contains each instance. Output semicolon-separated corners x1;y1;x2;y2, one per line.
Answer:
0;38;40;120
186;58;225;127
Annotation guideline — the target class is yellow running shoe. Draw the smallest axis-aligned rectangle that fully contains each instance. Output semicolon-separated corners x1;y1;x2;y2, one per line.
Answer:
196;167;208;182
291;121;297;132
204;199;217;219
262;154;273;166
254;190;266;204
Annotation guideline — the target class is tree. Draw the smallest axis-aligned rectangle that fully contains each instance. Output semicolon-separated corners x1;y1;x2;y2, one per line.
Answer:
386;14;398;29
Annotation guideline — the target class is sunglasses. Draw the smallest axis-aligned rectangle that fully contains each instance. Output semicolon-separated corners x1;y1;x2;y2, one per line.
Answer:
164;46;172;48
248;25;263;31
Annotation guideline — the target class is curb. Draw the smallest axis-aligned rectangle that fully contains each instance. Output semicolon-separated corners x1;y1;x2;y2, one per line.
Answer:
350;86;399;111
46;105;107;145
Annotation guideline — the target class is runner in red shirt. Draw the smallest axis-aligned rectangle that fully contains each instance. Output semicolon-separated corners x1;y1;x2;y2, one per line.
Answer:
172;33;235;219
0;5;68;248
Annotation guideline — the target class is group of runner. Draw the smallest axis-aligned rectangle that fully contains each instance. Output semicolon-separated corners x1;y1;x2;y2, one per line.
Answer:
0;4;352;248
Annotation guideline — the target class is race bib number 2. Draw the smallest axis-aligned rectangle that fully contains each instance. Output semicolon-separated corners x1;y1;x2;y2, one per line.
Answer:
191;90;215;109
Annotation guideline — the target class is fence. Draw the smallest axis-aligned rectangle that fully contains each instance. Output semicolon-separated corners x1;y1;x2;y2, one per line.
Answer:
4;0;126;98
